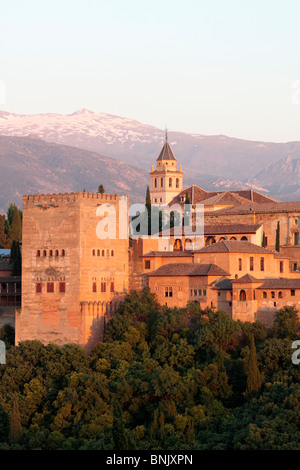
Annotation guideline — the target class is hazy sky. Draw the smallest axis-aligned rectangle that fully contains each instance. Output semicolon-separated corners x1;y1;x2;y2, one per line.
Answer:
1;0;300;142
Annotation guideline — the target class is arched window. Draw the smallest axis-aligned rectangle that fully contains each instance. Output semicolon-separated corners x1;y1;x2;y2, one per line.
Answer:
278;291;283;298
36;250;40;257
176;178;179;188
239;290;246;301
263;291;267;299
102;250;105;256
241;236;248;241
230;236;237;241
173;239;182;251
184;239;192;250
49;250;53;257
92;249;95;256
97;249;100;256
205;236;216;246
154;178;157;188
219;237;226;242
169;177;172;188
43;250;47;257
111;250;114;256
55;250;59;257
271;291;275;299
161;177;163;188
61;249;65;257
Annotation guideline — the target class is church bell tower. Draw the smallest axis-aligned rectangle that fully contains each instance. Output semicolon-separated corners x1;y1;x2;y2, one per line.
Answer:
150;131;183;204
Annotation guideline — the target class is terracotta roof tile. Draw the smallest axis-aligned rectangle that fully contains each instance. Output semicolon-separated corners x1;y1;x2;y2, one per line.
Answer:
143;251;193;257
157;141;176;161
195;240;277;254
257;278;300;289
147;263;230;277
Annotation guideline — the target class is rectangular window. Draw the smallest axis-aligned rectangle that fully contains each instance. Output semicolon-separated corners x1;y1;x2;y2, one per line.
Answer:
92;282;97;293
47;283;54;293
280;261;284;273
203;289;207;296
239;258;242;271
291;289;295;296
190;289;193;297
36;283;42;293
144;260;151;269
265;236;268;246
110;282;114;293
194;289;197;296
101;282;106;293
250;257;254;271
59;282;65;293
165;287;173;297
198;289;202;296
260;257;264;271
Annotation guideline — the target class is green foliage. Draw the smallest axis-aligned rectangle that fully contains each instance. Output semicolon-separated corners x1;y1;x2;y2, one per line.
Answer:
275;221;280;252
272;305;300;339
0;291;299;450
98;184;105;194
0;215;6;248
10;240;22;276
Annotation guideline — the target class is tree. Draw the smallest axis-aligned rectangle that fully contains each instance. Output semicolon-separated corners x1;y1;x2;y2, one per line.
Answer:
262;231;266;248
146;185;151;208
112;400;128;450
98;185;105;194
10;240;21;276
9;400;22;444
245;334;262;394
7;206;22;245
0;215;6;248
272;305;300;339
275;221;280;252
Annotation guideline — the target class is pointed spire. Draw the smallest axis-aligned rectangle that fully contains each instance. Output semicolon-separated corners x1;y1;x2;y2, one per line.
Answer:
165;126;168;142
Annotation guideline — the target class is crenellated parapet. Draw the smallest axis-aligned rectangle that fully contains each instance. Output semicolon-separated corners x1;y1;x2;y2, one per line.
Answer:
23;191;126;208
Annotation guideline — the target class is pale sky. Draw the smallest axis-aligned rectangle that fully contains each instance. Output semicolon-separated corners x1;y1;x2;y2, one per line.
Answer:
1;0;300;142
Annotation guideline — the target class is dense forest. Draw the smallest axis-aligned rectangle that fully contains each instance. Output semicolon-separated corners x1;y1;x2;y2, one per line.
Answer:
0;287;299;450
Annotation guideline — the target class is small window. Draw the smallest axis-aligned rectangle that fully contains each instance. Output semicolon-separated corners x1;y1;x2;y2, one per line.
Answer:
36;283;42;293
49;250;53;257
92;282;97;293
260;257;265;272
194;289;197;296
280;261;284;273
47;283;54;293
271;291;275;299
43;250;47;257
291;289;295;296
55;250;59;257
61;250;65;257
198;289;202;296
59;282;65;293
145;260;151;269
165;287;173;298
37;250;40;257
110;282;114;293
101;282;106;292
111;250;114;257
278;291;283;298
263;291;267;299
92;249;95;256
239;258;242;271
97;249;100;256
203;289;207;296
250;257;254;271
240;290;246;301
190;289;193;297
102;250;105;257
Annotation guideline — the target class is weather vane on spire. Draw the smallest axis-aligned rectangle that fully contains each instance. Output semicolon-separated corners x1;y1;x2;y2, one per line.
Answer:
165;126;168;142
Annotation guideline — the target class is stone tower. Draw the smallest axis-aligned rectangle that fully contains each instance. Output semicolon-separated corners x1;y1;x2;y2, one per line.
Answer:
16;191;129;352
149;133;183;204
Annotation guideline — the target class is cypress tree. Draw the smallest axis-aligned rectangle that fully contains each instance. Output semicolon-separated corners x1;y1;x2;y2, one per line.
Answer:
7;207;22;245
10;241;21;276
112;400;128;450
275;221;280;252
145;185;152;235
98;184;105;194
9;400;22;444
0;215;6;248
262;231;266;248
245;334;262;394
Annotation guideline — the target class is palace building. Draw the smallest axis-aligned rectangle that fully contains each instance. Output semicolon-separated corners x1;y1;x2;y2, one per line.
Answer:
15;137;300;349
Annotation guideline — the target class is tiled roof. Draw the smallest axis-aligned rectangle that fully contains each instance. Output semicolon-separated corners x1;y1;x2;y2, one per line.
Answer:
232;274;260;283
209;201;300;215
142;251;193;257
147;263;230;277
211;277;233;290
257;278;300;289
169;185;208;205
195;240;276;254
201;192;252;206
206;190;276;204
157;141;176;161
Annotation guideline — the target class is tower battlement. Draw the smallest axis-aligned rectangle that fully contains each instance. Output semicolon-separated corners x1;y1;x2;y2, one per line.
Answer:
23;192;125;207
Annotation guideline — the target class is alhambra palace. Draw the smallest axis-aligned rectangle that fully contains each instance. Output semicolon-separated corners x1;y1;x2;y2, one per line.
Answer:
2;138;300;351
